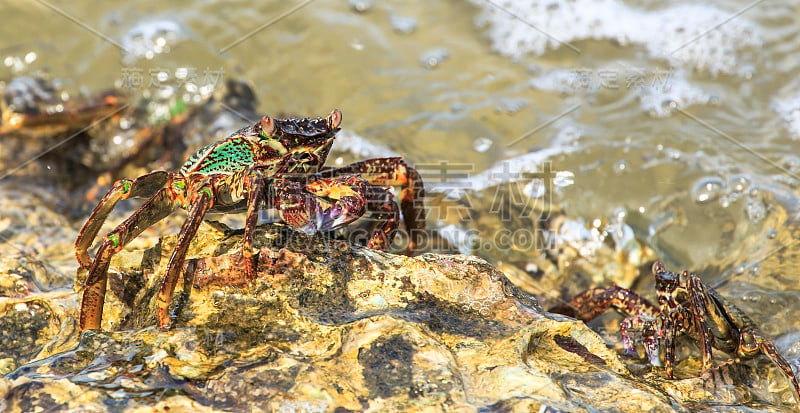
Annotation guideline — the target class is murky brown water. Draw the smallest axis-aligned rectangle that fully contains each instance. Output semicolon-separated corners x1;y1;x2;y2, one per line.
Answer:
3;0;800;408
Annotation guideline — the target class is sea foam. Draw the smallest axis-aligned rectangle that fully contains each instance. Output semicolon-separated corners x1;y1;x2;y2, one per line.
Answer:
472;0;761;76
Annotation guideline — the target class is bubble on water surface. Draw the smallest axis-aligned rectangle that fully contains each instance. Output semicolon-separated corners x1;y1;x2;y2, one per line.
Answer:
121;20;183;65
419;48;450;69
691;176;724;204
3;53;36;73
451;102;467;113
748;262;761;277
664;148;682;160
390;15;417;34
554;171;574;187
473;137;493;153
780;155;800;172
766;229;778;239
745;199;766;223
495;98;528;114
523;179;545;198
350;40;364;51
728;174;751;194
613;160;627;174
349;0;373;13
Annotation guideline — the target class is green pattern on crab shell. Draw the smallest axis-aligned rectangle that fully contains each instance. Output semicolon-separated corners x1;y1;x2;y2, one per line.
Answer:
183;138;255;175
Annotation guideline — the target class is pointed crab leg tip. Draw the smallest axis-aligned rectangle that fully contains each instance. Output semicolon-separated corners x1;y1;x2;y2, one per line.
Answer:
328;109;342;129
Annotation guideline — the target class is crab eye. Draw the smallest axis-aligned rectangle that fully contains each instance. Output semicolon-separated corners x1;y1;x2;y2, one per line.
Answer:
327;109;342;130
652;261;666;276
741;332;756;347
259;115;275;138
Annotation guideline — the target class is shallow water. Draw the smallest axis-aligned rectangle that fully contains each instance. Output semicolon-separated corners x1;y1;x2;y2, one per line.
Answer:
2;0;800;408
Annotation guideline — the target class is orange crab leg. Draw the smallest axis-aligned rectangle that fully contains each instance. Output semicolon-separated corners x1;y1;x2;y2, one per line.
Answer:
323;157;426;253
156;186;213;329
75;171;170;268
241;170;265;281
759;340;800;399
685;275;718;373
661;309;686;378
548;285;659;321
361;184;400;250
79;186;179;330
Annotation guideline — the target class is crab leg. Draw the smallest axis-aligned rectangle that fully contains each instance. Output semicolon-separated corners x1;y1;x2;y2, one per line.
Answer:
661;309;685;378
80;185;179;330
362;184;400;250
685;275;718;372
76;171;170;268
241;170;265;281
155;186;214;329
758;340;800;399
548;285;660;321
401;166;425;251
710;290;800;399
325;158;426;252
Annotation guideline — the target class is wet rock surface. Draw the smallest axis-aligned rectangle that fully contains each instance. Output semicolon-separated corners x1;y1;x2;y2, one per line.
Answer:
0;77;796;412
2;223;795;412
0;224;677;412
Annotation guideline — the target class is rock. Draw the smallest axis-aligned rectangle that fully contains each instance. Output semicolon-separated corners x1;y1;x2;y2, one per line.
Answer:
1;223;690;412
429;189;658;310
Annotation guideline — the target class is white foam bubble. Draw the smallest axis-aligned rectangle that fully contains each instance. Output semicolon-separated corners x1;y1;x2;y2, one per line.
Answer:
472;0;761;76
637;70;711;117
773;95;800;140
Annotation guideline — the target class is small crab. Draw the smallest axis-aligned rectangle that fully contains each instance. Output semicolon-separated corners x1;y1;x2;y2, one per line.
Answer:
1;76;125;136
76;109;426;330
549;261;800;401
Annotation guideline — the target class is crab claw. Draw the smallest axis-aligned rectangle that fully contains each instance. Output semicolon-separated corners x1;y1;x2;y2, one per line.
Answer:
309;203;351;233
621;315;664;366
275;178;366;234
620;333;639;358
282;201;363;234
620;317;641;357
642;336;662;367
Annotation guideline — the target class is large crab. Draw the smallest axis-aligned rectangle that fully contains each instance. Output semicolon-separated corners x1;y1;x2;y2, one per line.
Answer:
76;109;425;331
549;261;800;401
